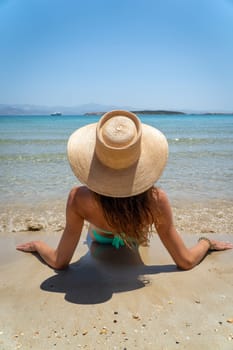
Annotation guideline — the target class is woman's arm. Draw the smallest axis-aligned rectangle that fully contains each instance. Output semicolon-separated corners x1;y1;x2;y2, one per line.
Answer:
153;189;233;270
16;188;84;269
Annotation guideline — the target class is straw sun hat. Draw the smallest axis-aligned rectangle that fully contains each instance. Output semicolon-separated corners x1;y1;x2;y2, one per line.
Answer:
67;110;168;197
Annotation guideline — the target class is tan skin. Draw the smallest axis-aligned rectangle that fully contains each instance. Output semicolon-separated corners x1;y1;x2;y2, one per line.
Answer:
16;186;233;270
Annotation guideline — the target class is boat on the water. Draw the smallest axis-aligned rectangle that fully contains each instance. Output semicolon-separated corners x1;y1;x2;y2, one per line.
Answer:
50;112;62;116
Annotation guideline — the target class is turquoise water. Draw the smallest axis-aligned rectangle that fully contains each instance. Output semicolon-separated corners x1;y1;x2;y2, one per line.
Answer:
0;114;233;204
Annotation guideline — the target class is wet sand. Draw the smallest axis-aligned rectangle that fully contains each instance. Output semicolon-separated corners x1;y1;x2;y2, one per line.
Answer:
0;200;233;349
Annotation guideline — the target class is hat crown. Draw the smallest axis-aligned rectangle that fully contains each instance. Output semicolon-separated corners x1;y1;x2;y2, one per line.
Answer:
95;111;142;170
100;116;137;148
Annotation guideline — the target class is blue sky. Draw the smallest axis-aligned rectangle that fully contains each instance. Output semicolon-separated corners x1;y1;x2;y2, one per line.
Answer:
0;0;233;111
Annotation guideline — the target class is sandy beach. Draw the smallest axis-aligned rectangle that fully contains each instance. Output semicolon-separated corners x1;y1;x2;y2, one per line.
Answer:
0;200;233;350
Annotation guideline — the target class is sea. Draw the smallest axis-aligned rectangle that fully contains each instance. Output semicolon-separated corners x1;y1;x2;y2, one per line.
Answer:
0;114;233;206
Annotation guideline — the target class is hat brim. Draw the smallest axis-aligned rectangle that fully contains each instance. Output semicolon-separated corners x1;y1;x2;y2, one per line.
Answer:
67;123;168;197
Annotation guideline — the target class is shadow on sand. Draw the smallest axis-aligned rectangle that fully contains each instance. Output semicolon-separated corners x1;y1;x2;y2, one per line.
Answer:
40;237;178;305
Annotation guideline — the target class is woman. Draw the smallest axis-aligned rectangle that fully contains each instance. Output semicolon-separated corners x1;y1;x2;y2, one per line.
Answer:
16;110;233;270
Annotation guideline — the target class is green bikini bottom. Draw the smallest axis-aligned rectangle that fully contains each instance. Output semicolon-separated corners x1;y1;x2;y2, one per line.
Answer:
92;229;125;249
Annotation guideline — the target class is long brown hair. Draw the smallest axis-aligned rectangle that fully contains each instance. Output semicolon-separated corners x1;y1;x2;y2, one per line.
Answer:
93;187;158;247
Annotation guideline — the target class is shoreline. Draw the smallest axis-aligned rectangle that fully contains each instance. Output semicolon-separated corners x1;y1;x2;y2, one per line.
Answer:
1;198;232;237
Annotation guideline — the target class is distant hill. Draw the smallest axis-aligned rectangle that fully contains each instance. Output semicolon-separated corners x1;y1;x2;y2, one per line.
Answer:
0;104;53;115
0;103;134;115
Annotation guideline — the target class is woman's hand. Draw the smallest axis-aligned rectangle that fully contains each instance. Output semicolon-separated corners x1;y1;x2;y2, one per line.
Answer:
208;239;233;251
16;241;39;252
16;240;58;268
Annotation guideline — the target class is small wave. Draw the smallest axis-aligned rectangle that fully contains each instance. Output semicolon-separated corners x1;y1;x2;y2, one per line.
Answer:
169;137;233;145
0;153;67;162
0;138;66;145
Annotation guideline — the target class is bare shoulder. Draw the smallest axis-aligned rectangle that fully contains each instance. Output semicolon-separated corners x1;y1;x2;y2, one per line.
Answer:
68;185;91;201
67;186;94;216
151;187;173;228
152;187;171;210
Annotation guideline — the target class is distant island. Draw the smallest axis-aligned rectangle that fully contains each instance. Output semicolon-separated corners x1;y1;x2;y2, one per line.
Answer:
132;110;185;115
202;112;233;115
85;110;186;116
0;103;232;116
